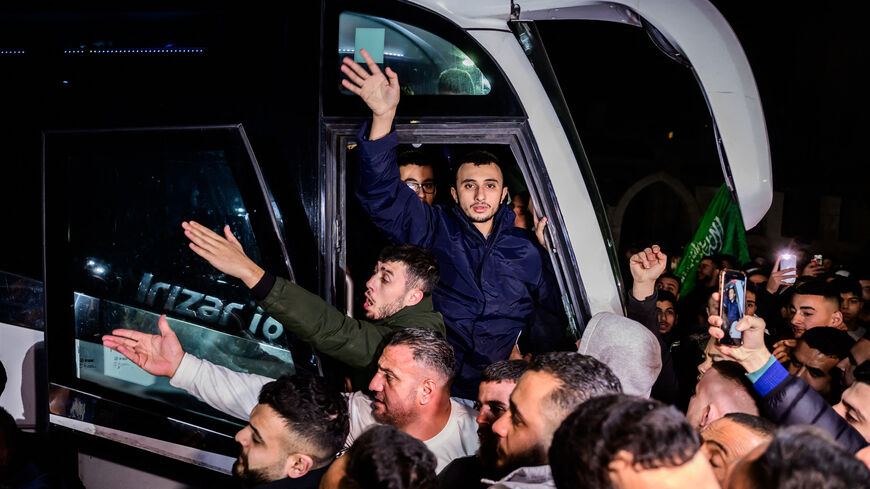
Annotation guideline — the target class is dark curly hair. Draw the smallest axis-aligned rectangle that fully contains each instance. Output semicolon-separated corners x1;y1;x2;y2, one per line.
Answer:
340;425;438;489
378;244;440;295
257;374;349;468
550;394;700;489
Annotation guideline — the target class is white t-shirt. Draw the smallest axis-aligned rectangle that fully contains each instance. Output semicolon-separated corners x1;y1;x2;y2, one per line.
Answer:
345;391;480;472
171;355;480;472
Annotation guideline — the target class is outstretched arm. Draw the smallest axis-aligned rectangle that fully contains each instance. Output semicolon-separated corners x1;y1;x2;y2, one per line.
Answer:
182;221;265;288
102;314;185;378
341;49;400;141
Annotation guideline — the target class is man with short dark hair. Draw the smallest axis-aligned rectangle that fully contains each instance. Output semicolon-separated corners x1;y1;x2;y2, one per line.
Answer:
783;326;853;402
656;290;678;337
686;360;759;431
549;394;719;489
398;150;437;206
655;271;681;300
488;352;622;487
105;235;445;389
340;50;571;400
700;413;774;486
439;360;529;488
108;327;477;473
724;425;870;488
833;276;868;340
233;375;348;488
788;279;845;338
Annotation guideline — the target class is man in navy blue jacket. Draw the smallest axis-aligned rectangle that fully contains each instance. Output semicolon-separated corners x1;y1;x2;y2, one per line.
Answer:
341;50;570;399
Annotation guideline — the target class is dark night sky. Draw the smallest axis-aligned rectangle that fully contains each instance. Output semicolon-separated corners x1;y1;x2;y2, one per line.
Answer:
536;1;870;259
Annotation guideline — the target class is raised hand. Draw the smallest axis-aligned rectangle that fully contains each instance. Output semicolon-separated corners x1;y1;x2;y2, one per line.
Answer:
532;215;548;249
767;256;797;293
182;221;265;289
629;245;667;300
102;315;185;378
340;49;400;140
801;260;824;278
772;339;798;363
708;298;772;373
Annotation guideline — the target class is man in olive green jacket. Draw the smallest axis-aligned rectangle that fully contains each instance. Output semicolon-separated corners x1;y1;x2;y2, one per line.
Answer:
103;221;445;383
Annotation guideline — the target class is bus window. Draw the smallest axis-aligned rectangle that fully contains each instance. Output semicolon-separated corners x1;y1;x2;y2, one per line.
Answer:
44;127;317;425
338;11;491;96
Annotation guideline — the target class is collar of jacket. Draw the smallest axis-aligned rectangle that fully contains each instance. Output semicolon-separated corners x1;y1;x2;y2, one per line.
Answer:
450;202;514;241
377;294;436;325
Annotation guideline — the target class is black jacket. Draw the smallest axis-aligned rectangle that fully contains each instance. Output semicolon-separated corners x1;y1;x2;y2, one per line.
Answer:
761;373;867;453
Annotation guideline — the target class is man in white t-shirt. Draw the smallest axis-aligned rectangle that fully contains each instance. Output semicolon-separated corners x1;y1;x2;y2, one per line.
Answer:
104;322;477;472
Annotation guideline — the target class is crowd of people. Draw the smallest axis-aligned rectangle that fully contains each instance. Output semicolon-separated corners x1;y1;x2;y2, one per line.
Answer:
8;49;862;488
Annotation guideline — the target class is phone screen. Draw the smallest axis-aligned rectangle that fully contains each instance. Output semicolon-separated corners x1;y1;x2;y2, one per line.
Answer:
719;270;747;346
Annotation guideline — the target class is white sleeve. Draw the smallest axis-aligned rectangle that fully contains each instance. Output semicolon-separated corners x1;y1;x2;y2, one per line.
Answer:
169;353;273;420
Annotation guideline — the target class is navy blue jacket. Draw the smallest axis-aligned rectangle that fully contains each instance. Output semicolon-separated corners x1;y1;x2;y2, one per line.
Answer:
356;125;569;398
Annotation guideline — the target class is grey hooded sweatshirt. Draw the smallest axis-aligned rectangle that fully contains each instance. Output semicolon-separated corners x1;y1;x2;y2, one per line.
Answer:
577;312;662;398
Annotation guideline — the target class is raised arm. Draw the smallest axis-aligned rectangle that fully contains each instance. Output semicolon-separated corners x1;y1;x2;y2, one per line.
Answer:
102;314;185;377
341;50;438;246
627;245;667;335
341;49;399;141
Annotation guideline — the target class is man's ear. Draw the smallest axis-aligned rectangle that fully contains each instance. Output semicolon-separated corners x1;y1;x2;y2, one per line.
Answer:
703;403;720;429
284;453;315;479
831;311;844;328
405;288;424;307
501;186;509;204
450;186;458;204
418;378;436;405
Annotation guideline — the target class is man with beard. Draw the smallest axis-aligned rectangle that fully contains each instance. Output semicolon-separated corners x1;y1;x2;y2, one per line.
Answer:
438;360;529;488
341;50;571;400
486;352;622;487
105;228;444;390
233;375;348;489
107;324;477;473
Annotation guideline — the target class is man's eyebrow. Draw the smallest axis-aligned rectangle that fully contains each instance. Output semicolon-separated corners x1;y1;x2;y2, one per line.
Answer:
703;439;728;455
379;364;398;379
249;422;263;442
508;398;525;423
799;306;817;312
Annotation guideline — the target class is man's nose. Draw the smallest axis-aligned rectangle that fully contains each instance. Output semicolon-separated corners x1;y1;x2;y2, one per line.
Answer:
491;413;509;437
369;372;384;392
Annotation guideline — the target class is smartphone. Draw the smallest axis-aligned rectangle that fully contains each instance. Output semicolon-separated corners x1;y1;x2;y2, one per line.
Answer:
780;253;797;284
814;254;823;267
719;269;747;346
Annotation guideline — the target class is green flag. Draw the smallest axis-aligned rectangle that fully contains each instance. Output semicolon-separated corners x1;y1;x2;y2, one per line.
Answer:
675;184;751;296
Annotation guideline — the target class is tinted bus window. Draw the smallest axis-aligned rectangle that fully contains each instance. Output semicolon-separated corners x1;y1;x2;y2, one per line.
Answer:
45;127;314;421
339;11;491;96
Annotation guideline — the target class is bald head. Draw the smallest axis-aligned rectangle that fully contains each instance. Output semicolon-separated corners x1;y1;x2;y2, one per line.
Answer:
687;361;758;431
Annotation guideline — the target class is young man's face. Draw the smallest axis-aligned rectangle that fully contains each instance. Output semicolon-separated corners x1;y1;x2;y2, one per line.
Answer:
364;261;413;320
786;341;841;398
234;404;293;485
745;290;757;317
474;379;517;471
656;300;677;335
400;164;436;206
833;382;870;441
697;337;727;377
491;370;560;472
451;162;508;225
789;293;843;338
511;194;531;230
840;292;863;325
656;277;681;299
368;344;424;429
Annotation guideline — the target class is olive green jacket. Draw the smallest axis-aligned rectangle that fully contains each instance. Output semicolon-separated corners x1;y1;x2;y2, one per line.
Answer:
259;276;446;372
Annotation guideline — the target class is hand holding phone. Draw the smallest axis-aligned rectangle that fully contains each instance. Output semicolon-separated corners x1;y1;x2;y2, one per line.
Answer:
718;269;747;346
779;253;797;284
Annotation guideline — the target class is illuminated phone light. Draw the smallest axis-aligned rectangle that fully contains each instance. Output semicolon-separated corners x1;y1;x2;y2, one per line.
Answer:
1;50;25;54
